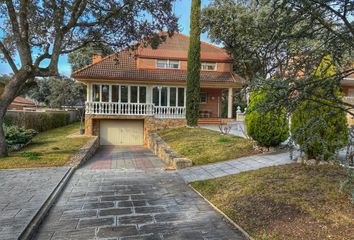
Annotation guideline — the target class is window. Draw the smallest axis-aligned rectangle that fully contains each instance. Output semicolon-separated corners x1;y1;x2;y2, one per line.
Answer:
200;93;208;104
152;86;185;107
156;59;180;69
169;88;176;107
111;85;119;102
201;62;217;71
121;86;128;103
130;86;138;103
139;87;146;103
152;87;159;106
178;88;185;107
161;87;168;106
101;85;109;102
92;84;100;102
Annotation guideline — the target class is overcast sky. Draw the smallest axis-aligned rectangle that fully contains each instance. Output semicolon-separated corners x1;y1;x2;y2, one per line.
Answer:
0;0;213;77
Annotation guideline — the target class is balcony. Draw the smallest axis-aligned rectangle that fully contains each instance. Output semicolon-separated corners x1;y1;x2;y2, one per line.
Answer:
85;102;186;119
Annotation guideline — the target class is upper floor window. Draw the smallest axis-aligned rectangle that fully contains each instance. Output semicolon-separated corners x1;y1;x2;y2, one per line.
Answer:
156;59;180;69
201;62;217;71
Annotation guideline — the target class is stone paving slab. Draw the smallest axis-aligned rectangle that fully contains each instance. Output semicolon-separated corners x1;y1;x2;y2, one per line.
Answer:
33;169;245;240
0;167;70;240
33;146;246;240
85;146;166;170
178;151;298;183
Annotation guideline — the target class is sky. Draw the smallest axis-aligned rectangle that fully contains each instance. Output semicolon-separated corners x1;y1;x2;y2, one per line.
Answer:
0;0;213;77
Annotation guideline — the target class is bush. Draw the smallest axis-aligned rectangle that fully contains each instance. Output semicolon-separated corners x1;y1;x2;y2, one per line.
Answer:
291;101;348;161
4;125;37;146
4;111;71;132
291;56;348;161
245;91;289;147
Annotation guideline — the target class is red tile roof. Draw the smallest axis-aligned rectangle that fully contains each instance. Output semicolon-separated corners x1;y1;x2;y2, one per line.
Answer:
12;96;36;106
72;34;243;86
137;33;232;62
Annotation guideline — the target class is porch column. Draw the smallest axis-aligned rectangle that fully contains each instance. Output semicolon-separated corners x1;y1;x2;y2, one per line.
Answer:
86;83;91;102
227;87;233;119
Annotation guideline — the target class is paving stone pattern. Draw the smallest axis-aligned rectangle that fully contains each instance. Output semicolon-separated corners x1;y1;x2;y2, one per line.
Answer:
0;167;70;240
34;147;245;240
178;151;297;183
85;146;165;170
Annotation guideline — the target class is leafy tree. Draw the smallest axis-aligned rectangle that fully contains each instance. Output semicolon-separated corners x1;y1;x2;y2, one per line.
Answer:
68;43;114;72
245;91;289;147
186;0;201;126
0;0;178;156
291;56;348;161
29;77;85;108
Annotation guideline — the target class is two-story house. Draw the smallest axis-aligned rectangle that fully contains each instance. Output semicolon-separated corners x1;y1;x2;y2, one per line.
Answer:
72;33;243;146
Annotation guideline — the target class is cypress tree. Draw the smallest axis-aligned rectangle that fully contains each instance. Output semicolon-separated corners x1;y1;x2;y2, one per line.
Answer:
186;0;201;126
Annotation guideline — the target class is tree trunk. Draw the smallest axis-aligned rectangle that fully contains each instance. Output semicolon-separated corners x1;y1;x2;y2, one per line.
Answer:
0;69;32;157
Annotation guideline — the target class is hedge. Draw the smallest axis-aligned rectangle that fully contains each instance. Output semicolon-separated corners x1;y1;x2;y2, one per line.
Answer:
4;111;72;132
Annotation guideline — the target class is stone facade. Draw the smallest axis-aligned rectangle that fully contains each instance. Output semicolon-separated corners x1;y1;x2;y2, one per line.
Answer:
84;114;186;146
68;136;99;167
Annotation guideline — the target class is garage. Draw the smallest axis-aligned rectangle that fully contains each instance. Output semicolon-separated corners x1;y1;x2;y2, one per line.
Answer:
99;120;144;145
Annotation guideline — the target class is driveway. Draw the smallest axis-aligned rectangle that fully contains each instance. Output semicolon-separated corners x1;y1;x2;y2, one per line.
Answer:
34;146;245;240
0;167;70;240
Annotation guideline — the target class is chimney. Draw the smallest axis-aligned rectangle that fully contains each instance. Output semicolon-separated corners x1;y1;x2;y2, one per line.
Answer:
92;47;103;64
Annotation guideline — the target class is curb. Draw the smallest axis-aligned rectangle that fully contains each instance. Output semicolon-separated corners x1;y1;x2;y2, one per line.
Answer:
189;185;255;240
19;167;76;240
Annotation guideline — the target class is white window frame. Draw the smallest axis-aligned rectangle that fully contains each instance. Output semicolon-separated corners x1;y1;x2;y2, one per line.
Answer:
151;86;186;107
156;59;180;69
201;62;217;71
91;84;148;104
200;92;208;104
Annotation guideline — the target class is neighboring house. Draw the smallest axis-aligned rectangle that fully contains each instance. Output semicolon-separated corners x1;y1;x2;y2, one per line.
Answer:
72;33;243;146
341;72;354;125
0;83;36;111
9;96;36;110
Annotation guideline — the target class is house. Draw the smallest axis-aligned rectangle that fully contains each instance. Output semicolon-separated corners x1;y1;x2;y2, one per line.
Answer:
72;33;243;146
9;96;36;110
341;72;354;125
0;83;36;110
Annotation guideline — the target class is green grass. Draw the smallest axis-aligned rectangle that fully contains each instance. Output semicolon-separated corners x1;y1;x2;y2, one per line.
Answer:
157;127;257;165
192;164;354;240
0;122;90;169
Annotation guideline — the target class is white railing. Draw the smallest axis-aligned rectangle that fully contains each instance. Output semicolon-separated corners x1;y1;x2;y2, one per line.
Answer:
344;96;354;104
154;106;186;119
85;102;154;116
85;102;186;119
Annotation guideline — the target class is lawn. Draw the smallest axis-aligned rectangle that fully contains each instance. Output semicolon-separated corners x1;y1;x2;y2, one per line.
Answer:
157;127;257;165
0;122;91;169
192;164;354;240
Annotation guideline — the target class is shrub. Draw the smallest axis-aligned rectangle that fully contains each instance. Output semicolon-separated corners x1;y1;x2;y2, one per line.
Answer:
4;125;37;146
4;111;71;132
291;102;348;161
245;91;289;147
291;56;348;161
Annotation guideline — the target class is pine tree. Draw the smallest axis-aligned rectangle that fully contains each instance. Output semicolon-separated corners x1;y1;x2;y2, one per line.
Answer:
186;0;201;126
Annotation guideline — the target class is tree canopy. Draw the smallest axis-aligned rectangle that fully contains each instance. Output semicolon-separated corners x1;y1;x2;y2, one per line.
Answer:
0;0;178;156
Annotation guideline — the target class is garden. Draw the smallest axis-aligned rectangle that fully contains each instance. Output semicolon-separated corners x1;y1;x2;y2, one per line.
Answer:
158;127;257;165
0;117;90;169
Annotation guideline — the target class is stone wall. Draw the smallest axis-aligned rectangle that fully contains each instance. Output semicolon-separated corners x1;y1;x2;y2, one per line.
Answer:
68;136;99;167
147;132;192;169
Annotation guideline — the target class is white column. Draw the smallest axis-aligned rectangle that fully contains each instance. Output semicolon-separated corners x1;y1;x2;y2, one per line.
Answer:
227;87;233;119
86;83;91;102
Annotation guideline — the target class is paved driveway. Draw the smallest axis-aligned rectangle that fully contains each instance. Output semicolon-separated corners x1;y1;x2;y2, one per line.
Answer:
34;146;245;240
0;167;70;240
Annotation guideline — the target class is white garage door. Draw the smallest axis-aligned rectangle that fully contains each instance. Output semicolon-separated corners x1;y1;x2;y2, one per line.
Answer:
100;120;144;145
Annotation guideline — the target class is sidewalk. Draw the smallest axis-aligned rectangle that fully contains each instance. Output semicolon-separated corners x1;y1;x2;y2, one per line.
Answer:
0;167;70;240
178;151;297;183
